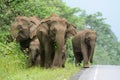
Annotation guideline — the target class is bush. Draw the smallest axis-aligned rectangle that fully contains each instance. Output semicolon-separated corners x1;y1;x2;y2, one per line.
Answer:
0;41;28;79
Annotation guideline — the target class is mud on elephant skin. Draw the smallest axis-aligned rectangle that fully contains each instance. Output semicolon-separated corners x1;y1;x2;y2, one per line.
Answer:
37;14;77;68
72;29;97;68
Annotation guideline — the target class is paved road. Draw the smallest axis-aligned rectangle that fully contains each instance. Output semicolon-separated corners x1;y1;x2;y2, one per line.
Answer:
70;65;120;80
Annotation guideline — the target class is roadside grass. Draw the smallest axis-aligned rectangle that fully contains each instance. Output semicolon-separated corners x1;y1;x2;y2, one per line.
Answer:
5;63;79;80
0;42;80;80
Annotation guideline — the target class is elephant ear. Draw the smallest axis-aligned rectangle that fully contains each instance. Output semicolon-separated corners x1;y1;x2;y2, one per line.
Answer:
29;26;37;39
40;19;51;32
11;16;30;39
29;16;41;26
16;16;31;32
66;23;77;38
91;30;97;41
29;17;41;39
92;30;97;36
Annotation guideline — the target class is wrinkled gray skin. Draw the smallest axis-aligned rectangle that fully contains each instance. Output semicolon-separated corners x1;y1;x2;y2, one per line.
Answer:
37;14;77;68
72;29;97;68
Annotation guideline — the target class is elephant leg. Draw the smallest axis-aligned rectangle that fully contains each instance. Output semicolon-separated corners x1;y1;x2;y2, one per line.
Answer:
79;52;83;63
40;47;45;67
90;56;93;63
61;53;66;68
37;32;46;67
74;52;83;66
35;54;41;66
52;47;66;68
89;51;94;63
88;46;94;63
81;44;89;68
72;46;80;66
44;42;53;68
74;52;80;66
52;51;61;68
29;58;34;66
72;41;83;66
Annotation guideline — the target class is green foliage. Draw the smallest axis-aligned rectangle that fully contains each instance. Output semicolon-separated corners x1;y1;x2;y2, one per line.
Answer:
0;26;10;43
0;0;28;26
0;41;28;79
93;45;111;64
66;38;74;63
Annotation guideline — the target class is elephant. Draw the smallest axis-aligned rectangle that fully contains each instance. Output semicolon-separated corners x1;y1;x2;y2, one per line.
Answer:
72;29;97;68
10;16;41;53
10;16;41;66
37;14;77;68
29;37;41;66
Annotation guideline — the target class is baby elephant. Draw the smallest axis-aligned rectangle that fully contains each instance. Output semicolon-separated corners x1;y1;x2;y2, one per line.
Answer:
29;37;41;66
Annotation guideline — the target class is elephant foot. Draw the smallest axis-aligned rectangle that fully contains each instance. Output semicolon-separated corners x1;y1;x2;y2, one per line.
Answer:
45;64;51;69
83;64;89;68
62;64;65;68
84;66;89;68
51;66;58;69
51;64;62;69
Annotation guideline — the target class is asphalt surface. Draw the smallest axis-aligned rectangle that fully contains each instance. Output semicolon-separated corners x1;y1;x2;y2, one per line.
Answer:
69;65;120;80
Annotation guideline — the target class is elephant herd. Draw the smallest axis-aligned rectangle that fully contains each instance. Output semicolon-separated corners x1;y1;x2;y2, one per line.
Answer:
10;14;97;68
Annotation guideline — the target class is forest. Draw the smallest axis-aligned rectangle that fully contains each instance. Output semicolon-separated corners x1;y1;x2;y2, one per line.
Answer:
0;0;120;80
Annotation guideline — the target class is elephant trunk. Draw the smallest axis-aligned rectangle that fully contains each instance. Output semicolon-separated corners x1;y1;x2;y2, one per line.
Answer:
89;41;95;63
29;50;35;66
56;35;65;53
52;33;65;68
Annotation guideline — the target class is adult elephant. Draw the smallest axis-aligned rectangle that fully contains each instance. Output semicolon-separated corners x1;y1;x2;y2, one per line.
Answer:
10;16;41;66
10;16;40;52
72;29;97;68
37;14;77;68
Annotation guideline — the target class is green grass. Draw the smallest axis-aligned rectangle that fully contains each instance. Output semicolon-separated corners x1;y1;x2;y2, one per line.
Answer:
0;42;80;80
0;58;79;80
4;64;79;80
